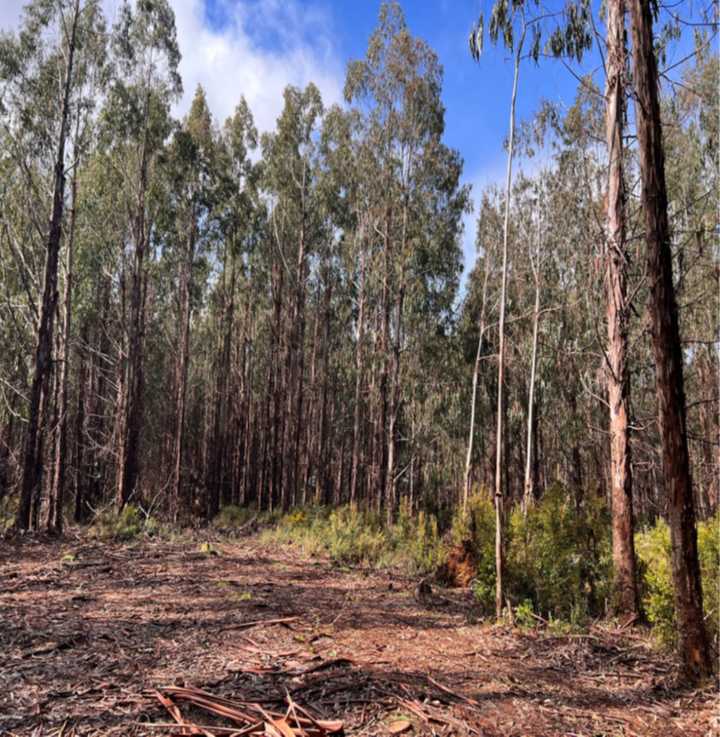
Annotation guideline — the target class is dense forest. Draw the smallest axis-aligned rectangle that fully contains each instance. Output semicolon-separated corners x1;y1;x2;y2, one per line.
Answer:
0;0;718;724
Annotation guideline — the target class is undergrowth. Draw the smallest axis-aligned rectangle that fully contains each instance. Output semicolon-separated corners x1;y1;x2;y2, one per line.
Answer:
254;488;719;649
89;504;165;541
636;512;719;649
259;503;444;574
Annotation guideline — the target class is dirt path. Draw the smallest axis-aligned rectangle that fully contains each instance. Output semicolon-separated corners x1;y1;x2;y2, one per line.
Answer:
0;536;716;736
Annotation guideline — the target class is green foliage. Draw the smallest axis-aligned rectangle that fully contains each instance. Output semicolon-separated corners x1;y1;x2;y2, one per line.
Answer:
214;505;255;529
89;504;160;541
514;598;536;629
451;494;497;613
509;485;611;625
262;504;444;574
455;487;611;623
636;514;719;648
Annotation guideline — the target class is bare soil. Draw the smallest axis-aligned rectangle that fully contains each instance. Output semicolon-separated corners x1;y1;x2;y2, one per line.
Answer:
0;535;717;736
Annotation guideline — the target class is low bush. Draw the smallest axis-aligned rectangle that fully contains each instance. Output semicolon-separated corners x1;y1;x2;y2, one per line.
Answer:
257;489;718;647
636;513;719;649
214;504;257;530
453;487;611;622
261;503;444;573
89;504;161;541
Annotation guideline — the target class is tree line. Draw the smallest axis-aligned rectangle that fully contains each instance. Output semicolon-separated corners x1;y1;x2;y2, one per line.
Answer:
0;0;716;682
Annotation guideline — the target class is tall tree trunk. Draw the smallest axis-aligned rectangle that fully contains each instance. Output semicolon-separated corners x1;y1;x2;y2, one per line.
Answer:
628;0;712;681
73;323;88;522
350;245;367;507
16;0;80;531
463;281;489;512
116;95;152;510
48;166;79;534
523;244;541;515
172;226;195;522
605;0;640;618
493;23;525;620
385;286;404;526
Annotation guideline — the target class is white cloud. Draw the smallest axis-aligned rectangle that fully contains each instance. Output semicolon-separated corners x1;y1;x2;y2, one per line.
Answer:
165;0;344;132
2;0;344;134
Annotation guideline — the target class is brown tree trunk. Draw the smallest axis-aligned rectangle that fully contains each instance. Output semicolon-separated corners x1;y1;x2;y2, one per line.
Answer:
116;96;152;510
172;225;195;521
605;0;640;618
48;166;79;534
629;0;712;681
16;0;80;531
350;246;366;507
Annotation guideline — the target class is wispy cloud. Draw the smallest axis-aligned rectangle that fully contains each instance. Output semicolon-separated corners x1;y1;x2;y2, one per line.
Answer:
167;0;344;131
2;0;345;134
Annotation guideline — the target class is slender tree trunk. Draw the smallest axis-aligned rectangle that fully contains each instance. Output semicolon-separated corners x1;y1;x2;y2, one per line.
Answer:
48;167;79;534
73;324;88;522
629;0;712;681
116;95;152;510
464;245;493;512
350;246;367;507
493;24;525;620
16;1;80;531
523;259;541;515
605;0;640;618
172;225;195;521
385;286;404;526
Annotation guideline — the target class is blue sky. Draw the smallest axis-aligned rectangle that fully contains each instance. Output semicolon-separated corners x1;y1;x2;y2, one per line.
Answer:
195;0;601;280
0;0;709;280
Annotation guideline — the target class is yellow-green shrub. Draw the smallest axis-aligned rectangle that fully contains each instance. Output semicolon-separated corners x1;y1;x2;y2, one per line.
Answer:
89;504;159;541
636;513;719;648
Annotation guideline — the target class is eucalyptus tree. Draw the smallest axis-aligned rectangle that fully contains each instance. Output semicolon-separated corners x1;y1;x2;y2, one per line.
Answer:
46;3;107;534
469;0;592;619
0;0;107;530
462;202;496;512
346;1;468;520
102;0;181;509
204;97;260;515
156;85;216;521
261;83;325;511
603;0;640;618
628;0;712;682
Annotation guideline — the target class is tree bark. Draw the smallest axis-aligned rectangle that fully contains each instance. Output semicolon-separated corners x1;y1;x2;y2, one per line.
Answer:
493;22;525;620
463;246;492;512
605;0;640;618
16;0;80;530
523;231;541;515
48;163;79;534
629;0;712;681
350;245;367;507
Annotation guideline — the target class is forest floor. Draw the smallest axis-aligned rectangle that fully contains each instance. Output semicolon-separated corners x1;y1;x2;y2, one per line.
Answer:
0;534;717;737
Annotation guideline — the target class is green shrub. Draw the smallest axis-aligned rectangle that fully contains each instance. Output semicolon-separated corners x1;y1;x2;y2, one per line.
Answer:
457;487;611;623
214;505;255;529
260;504;444;573
89;504;158;541
450;495;497;613
636;513;719;648
508;485;611;624
514;598;536;629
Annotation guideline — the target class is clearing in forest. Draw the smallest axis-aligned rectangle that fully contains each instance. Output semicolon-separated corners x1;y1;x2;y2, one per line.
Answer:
0;536;716;737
